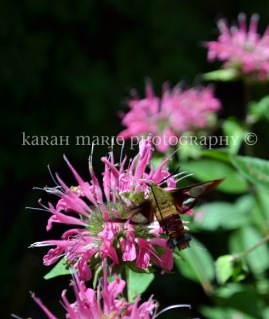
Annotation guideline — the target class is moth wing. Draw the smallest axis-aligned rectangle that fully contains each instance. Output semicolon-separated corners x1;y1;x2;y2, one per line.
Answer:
112;199;154;225
170;178;223;213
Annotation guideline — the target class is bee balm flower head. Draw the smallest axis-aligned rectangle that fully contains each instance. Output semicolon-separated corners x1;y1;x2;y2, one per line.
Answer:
205;13;269;81
31;270;158;319
118;82;220;152
30;137;184;280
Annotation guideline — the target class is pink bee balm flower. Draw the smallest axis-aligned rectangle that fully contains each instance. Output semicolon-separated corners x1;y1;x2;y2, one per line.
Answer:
31;271;158;319
205;13;269;81
30;136;186;280
118;82;221;152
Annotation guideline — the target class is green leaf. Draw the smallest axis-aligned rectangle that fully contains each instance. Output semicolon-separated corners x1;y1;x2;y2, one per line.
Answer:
231;259;247;282
174;238;214;293
222;118;246;154
196;201;249;230
248;95;269;123
214;283;263;317
126;267;154;303
44;257;76;280
215;255;234;284
201;148;232;163
231;155;269;190
256;277;269;295
262;307;269;319
229;226;269;275
180;159;248;194
235;194;254;215
203;69;239;81
175;131;203;160
201;307;257;319
255;188;269;222
215;255;246;284
248;194;269;230
215;282;248;298
179;140;203;161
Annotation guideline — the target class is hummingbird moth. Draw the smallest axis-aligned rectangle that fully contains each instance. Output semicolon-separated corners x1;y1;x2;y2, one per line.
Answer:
115;178;223;250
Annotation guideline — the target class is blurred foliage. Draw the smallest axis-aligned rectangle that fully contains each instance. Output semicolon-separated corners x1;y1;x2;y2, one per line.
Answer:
2;0;269;318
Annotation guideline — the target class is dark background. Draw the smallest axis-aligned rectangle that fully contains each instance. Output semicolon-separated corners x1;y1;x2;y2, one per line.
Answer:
1;1;269;318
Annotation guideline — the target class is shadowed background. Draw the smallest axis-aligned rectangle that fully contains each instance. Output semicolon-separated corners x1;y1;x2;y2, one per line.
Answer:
1;1;269;318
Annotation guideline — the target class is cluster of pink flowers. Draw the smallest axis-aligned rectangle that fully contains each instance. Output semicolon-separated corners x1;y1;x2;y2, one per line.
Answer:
24;10;264;317
27;136;196;318
118;82;221;152
31;137;179;281
205;13;269;81
31;271;158;319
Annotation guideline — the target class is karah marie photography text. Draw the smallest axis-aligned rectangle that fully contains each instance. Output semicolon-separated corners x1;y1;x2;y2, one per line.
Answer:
21;132;258;149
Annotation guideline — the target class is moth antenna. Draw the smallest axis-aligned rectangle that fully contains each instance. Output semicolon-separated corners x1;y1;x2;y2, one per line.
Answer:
149;184;169;236
158;167;181;186
159;168;193;187
170;167;181;176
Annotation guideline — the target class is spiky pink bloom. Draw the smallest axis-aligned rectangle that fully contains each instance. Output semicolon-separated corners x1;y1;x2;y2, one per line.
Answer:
118;82;220;152
31;271;158;319
205;13;269;81
31;137;179;280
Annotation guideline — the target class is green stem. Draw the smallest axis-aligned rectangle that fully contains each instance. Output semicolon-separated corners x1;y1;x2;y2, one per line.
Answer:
242;80;253;156
243;80;252;124
121;266;129;301
235;233;269;260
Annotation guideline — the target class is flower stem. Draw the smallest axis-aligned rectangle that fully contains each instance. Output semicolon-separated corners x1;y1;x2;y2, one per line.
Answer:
121;266;129;301
243;80;252;124
242;80;253;156
236;233;269;260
